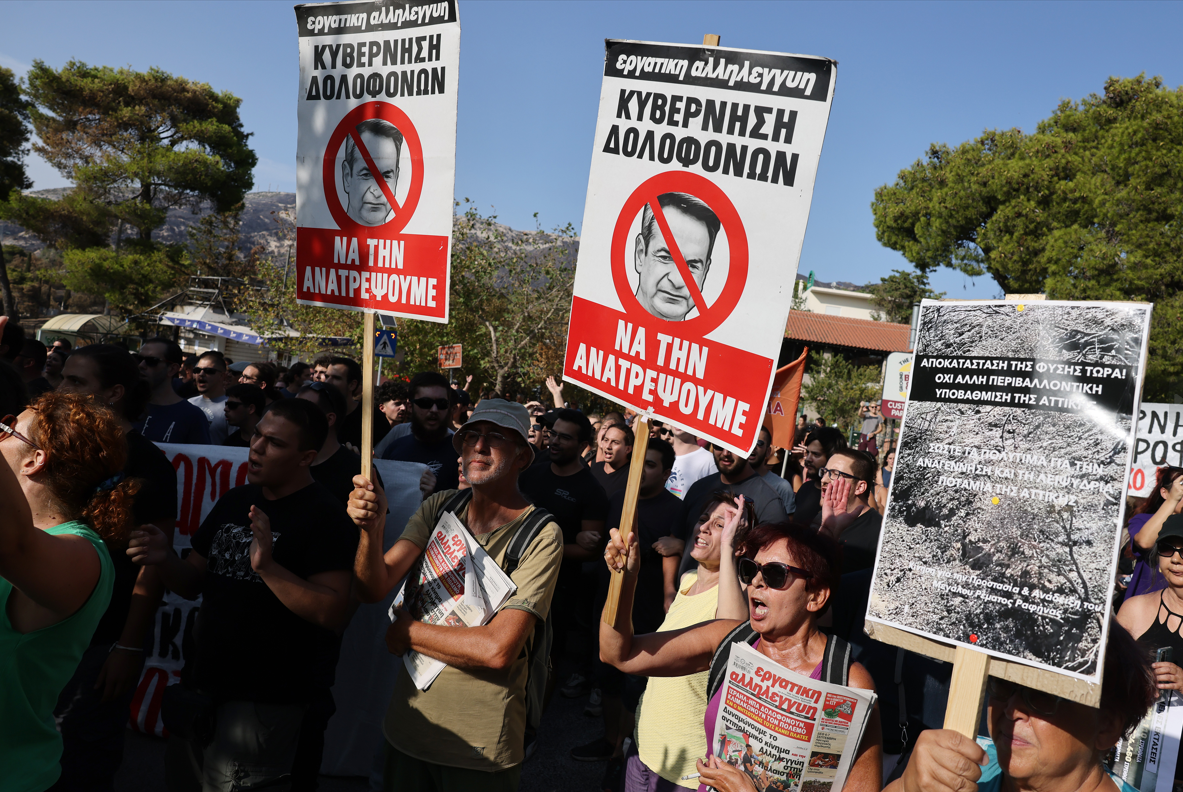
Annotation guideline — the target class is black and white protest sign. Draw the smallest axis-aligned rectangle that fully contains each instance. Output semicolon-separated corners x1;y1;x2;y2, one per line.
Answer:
866;300;1152;683
563;40;836;455
1130;404;1183;497
294;0;459;321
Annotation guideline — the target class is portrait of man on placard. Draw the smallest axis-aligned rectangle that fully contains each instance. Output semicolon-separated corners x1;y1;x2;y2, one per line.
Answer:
340;118;404;226
633;192;721;322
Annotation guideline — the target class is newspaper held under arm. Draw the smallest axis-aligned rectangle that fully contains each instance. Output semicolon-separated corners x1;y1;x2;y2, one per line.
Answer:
712;642;876;792
389;511;517;690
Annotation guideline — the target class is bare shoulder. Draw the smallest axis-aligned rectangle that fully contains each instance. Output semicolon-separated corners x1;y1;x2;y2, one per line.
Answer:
848;660;877;692
1117;590;1159;635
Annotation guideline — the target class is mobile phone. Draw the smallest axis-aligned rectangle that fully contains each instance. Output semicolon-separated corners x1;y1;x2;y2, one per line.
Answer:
1157;647;1173;664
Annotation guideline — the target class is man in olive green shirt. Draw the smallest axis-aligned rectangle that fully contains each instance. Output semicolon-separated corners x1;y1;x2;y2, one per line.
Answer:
349;399;562;790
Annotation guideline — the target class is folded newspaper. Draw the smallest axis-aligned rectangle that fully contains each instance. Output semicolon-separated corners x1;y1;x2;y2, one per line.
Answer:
711;642;876;792
390;511;517;690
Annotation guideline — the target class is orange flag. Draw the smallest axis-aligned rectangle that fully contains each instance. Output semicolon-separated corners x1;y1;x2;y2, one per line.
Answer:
763;348;808;450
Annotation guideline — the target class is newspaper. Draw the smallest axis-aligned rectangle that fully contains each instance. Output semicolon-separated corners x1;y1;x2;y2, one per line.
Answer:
390;511;517;690
1110;689;1183;792
711;642;876;792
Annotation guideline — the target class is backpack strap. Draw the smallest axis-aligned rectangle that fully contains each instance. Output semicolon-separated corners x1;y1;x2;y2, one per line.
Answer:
707;621;760;703
820;633;851;686
440;488;473;519
503;506;554;576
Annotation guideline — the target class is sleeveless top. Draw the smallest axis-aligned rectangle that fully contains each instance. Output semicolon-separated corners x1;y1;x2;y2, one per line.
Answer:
882;468;892;488
635;571;721;789
0;521;115;792
1136;591;1183;659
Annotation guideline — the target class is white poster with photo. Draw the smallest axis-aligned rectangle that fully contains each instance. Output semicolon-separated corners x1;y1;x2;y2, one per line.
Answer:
563;40;836;455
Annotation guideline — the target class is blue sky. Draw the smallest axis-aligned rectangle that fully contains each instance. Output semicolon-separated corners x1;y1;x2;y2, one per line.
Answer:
5;1;1182;298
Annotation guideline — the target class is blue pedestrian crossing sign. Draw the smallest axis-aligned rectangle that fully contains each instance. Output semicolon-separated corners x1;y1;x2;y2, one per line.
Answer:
374;329;398;358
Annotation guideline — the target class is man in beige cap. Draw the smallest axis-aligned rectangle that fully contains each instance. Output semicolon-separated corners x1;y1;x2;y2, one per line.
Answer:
348;399;562;791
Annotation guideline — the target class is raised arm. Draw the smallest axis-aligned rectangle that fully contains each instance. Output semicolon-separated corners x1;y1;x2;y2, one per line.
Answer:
1133;477;1183;551
545;375;565;408
0;442;101;620
348;474;423;602
715;497;749;621
599;526;739;676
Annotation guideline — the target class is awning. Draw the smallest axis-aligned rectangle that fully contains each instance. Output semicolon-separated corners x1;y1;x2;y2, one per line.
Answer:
39;313;127;335
160;312;262;346
784;312;911;354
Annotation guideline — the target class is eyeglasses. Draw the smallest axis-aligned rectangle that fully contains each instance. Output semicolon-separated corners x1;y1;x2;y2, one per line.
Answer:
457;428;515;450
135;354;165;368
530;425;543;432
819;467;861;482
239;374;258;383
1157;542;1183;559
737;557;811;590
413;397;450;411
986;678;1062;717
0;414;40;450
658;428;673;437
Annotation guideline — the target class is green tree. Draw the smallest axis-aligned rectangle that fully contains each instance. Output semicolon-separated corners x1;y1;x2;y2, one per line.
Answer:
1;60;257;316
871;75;1183;397
800;351;881;432
868;269;944;323
0;66;32;319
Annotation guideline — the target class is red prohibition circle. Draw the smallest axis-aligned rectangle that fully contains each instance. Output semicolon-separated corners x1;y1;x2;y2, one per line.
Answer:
610;171;749;337
323;102;424;234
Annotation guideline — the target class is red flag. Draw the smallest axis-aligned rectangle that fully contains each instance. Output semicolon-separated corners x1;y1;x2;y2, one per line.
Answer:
763;348;808;450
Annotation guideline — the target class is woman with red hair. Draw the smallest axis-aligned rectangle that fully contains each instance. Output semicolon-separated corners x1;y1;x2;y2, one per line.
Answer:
0;385;139;792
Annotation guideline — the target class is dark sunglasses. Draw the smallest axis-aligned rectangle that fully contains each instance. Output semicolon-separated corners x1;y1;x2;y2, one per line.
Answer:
135;354;166;368
987;678;1062;717
225;401;243;410
1157;541;1183;559
194;366;224;375
0;414;40;450
737;557;810;590
413;397;450;411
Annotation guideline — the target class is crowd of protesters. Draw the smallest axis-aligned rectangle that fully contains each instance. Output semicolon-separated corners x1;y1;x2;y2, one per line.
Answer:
0;319;1168;792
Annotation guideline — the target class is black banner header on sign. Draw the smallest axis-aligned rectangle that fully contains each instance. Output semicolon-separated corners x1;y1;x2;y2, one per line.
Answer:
909;355;1138;415
296;0;457;37
604;40;834;102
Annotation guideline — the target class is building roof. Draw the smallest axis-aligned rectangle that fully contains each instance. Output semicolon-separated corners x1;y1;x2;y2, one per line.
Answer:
40;313;126;334
784;311;911;353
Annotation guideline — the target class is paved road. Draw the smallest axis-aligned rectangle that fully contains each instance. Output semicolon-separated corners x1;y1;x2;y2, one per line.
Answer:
114;654;608;792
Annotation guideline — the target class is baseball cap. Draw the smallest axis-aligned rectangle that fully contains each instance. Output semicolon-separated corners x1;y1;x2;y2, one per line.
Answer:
1158;514;1183;544
452;398;534;464
228;361;250;374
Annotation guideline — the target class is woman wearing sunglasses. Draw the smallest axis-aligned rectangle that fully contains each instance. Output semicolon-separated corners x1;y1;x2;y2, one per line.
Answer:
0;390;140;792
1119;514;1183;693
887;622;1154;792
601;516;882;792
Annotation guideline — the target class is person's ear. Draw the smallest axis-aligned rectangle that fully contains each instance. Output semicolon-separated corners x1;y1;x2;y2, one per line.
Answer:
854;480;868;497
108;383;125;408
341;160;351;192
634;234;645;273
298;447;318;468
326;412;337;429
167;362;180;378
805;585;830;614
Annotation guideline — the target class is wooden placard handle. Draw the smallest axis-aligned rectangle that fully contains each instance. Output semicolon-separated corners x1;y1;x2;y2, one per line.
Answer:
703;34;721;46
943;646;990;737
602;416;651;624
361;311;376;476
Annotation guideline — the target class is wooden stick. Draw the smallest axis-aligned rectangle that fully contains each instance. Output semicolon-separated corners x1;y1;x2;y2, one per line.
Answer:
703;34;721;46
361;311;376;476
602;416;651;624
943;646;990;737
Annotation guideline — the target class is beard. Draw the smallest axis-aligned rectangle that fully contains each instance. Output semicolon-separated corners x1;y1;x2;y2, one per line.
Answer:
464;452;516;485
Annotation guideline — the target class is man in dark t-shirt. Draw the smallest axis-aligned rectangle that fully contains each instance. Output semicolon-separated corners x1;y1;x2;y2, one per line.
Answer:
298;381;384;504
136;337;211;444
132;400;358;791
382;371;459;494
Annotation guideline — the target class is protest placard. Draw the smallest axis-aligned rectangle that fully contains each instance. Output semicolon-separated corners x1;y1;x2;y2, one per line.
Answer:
437;343;462;369
562;39;836;455
1111;689;1183;792
881;351;912;420
1129;403;1183;497
865;300;1152;698
294;0;459;322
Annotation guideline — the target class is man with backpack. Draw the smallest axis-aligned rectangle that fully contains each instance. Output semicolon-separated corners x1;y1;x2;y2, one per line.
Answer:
348;399;562;791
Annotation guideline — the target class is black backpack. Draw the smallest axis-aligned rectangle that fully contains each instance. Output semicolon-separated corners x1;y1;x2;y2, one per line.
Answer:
438;489;554;730
706;622;851;703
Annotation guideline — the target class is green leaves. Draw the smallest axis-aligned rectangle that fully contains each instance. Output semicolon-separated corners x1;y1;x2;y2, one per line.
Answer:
800;352;881;433
872;75;1183;397
868;270;944;324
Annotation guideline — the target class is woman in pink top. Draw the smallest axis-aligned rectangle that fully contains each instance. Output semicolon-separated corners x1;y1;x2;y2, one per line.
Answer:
601;520;882;792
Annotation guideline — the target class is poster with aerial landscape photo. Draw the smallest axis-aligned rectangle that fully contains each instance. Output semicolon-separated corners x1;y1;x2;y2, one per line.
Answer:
866;300;1151;683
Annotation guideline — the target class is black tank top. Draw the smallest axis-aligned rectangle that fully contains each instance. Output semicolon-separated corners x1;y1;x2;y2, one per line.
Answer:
1136;591;1183;660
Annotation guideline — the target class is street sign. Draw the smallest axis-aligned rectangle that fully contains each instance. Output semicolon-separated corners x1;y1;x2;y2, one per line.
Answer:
562;39;837;455
375;329;398;358
437;344;462;369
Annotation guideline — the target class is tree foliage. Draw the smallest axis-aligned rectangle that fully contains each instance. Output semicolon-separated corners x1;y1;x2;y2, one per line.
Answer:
800;351;881;432
868;269;944;324
871;75;1183;397
0;66;32;319
0;60;257;318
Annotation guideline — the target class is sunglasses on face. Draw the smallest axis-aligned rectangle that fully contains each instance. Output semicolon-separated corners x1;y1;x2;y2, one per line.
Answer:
194;367;224;376
457;428;515;450
135;354;166;368
225;401;243;410
986;678;1062;717
0;414;40;450
413;397;450;411
737;557;811;590
1157;541;1183;559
